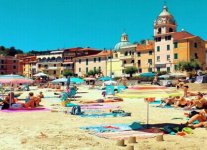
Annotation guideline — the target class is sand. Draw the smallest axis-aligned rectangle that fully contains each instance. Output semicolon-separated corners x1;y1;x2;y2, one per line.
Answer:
0;84;207;150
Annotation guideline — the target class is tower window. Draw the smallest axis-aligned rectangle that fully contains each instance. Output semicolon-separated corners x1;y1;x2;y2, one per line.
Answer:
165;35;171;41
167;45;170;50
157;46;160;52
158;28;162;34
157;56;160;62
169;28;173;32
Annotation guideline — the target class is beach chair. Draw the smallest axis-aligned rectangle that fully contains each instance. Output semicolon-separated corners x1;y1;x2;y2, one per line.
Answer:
67;87;77;101
105;85;115;96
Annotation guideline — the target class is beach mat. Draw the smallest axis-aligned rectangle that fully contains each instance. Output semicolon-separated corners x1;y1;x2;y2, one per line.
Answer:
93;130;161;140
80;104;120;109
1;107;49;113
80;112;130;118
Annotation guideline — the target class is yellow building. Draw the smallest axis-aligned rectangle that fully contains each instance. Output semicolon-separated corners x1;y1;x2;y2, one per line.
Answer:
136;41;155;73
173;33;206;70
74;51;110;77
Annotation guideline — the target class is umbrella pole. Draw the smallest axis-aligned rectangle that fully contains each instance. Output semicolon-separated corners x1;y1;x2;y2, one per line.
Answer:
9;82;12;108
146;101;149;129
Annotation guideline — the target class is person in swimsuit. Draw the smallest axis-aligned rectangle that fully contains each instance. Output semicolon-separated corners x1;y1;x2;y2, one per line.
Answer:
187;93;207;109
0;92;17;109
185;102;207;128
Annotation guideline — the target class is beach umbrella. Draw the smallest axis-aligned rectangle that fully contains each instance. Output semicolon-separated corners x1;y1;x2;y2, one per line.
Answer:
33;72;48;77
0;74;33;108
139;72;156;77
84;77;96;81
52;77;84;84
104;80;117;86
158;74;170;79
98;76;112;81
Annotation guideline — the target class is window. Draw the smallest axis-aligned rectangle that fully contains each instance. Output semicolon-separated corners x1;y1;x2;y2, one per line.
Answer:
131;60;134;63
54;70;56;74
138;60;141;67
167;45;170;50
194;43;198;48
86;59;88;65
38;64;41;68
13;60;16;63
137;52;141;57
138;68;142;73
123;60;126;64
195;53;198;59
157;46;160;52
94;58;96;62
54;64;56;67
167;67;170;72
149;51;152;55
129;51;132;55
157;56;160;62
79;68;81;72
79;59;81;63
1;60;4;64
158;28;161;34
155;37;161;42
124;52;128;56
86;67;88;73
174;53;178;59
132;52;134;55
174;65;178;70
165;35;171;41
1;65;3;69
174;42;178;48
94;67;96;71
167;55;170;61
148;59;152;65
98;57;101;62
169;28;173;32
99;66;101;71
157;67;160;72
148;68;152;72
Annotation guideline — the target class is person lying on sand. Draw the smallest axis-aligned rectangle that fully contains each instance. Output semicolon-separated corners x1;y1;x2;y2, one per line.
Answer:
173;96;189;108
187;93;207;110
160;96;180;107
184;102;207;129
80;97;123;104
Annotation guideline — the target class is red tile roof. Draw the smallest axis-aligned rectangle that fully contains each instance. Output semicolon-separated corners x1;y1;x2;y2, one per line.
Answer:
75;50;111;59
172;31;194;41
136;43;154;51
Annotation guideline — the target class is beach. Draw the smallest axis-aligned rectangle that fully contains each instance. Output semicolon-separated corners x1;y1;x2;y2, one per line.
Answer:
1;84;207;150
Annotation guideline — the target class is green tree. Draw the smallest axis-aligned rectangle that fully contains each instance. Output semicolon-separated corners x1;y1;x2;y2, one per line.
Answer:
124;67;137;77
63;69;73;77
87;69;101;76
176;59;201;72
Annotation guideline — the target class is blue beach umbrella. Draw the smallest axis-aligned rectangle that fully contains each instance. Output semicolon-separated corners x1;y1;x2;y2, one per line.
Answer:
52;77;84;84
139;72;156;77
98;76;112;81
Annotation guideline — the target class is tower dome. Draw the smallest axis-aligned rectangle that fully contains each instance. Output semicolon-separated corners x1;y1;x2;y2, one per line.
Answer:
154;5;176;26
114;32;132;50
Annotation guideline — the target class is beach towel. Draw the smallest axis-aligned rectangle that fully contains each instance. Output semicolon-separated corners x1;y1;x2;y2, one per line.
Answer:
80;104;120;109
80;112;131;118
80;122;143;133
1;107;49;113
93;130;161;140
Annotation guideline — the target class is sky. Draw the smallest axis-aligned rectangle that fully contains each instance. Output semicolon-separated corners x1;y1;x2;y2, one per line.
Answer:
0;0;207;52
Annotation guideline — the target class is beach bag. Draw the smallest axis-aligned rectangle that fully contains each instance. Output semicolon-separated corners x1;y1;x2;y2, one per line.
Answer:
71;105;81;115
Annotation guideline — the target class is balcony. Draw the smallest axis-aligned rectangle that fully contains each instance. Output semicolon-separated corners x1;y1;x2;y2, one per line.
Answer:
123;63;135;67
38;60;63;64
44;67;58;70
119;55;134;60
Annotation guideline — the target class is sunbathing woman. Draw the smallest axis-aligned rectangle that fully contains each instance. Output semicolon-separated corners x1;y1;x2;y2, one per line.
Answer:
80;97;123;104
187;93;207;109
173;96;189;108
0;92;17;109
160;96;180;106
185;102;207;128
22;92;36;108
